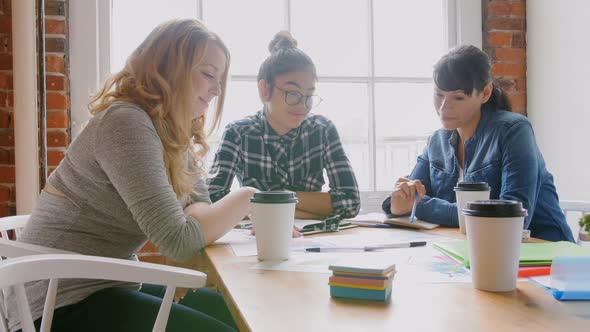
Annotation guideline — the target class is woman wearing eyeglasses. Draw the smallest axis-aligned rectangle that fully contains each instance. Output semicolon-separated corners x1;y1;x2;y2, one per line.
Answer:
209;31;360;221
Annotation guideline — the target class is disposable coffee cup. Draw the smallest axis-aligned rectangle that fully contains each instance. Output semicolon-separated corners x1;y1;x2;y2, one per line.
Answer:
250;191;298;261
454;182;491;234
463;200;527;292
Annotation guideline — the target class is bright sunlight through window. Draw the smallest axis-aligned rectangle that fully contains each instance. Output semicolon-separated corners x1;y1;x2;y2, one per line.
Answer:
111;0;447;191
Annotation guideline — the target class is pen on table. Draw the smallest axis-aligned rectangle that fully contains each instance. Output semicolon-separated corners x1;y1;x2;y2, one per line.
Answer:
305;241;427;252
409;190;418;224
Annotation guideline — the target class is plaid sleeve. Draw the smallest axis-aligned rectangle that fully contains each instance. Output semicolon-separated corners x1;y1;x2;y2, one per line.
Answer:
323;120;361;218
208;126;242;202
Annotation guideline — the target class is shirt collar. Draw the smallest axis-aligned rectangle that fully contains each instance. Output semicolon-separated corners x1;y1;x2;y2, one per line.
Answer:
257;109;311;143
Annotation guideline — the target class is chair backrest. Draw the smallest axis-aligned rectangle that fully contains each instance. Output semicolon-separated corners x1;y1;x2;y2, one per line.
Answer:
0;254;206;332
0;215;30;241
0;215;30;332
560;200;590;244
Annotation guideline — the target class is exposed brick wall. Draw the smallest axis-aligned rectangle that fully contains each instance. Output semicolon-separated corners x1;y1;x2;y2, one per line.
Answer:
0;0;69;217
482;0;527;115
45;0;69;175
0;0;14;217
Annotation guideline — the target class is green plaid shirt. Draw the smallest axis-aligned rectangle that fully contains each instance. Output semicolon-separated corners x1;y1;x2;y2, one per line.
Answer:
208;111;360;218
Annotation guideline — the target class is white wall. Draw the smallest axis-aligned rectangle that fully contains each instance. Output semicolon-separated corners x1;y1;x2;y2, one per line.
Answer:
527;0;590;235
528;1;590;200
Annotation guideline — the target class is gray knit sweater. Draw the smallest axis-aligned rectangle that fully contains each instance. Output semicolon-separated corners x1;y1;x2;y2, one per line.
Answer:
3;103;210;331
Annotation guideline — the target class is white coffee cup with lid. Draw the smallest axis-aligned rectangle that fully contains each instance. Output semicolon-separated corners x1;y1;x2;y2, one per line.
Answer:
454;182;491;234
463;199;527;292
250;191;298;261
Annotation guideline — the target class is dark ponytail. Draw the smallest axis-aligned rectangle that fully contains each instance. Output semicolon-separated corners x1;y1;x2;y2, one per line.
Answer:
487;82;512;112
257;31;316;89
433;45;512;112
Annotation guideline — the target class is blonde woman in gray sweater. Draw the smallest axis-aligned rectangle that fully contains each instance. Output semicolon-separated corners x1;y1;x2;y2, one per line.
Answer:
6;19;251;332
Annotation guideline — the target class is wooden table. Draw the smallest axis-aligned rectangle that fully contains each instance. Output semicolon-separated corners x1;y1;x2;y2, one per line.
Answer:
204;227;589;332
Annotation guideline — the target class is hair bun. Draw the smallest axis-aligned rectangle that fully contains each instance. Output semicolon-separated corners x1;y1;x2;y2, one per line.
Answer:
268;31;298;53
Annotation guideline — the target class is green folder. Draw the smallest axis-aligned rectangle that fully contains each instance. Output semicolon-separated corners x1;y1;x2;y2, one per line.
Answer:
433;240;590;268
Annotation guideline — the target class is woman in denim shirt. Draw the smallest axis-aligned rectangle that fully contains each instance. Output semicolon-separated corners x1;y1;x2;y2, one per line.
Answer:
382;45;574;242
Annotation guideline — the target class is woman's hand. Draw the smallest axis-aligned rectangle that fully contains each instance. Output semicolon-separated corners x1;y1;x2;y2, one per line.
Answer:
390;177;426;215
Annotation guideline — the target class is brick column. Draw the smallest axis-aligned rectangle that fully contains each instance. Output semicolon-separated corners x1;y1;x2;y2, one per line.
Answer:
0;0;15;216
482;0;527;115
45;0;69;175
0;0;69;217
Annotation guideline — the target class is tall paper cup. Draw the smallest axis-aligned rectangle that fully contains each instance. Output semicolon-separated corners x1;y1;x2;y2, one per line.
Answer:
463;200;527;292
454;182;491;234
250;191;298;261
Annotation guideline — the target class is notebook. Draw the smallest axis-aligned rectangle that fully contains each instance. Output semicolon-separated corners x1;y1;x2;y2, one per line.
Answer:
433;240;590;268
343;212;439;230
328;256;396;275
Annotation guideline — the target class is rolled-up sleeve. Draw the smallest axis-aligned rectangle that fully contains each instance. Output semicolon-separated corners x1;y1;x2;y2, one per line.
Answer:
208;126;243;203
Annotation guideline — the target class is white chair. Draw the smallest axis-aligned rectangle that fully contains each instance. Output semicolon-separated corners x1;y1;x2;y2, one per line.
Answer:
0;215;30;241
0;215;35;332
0;254;206;332
560;200;590;245
0;215;70;262
0;215;207;332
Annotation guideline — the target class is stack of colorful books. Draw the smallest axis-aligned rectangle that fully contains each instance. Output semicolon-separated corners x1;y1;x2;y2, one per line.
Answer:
328;259;396;301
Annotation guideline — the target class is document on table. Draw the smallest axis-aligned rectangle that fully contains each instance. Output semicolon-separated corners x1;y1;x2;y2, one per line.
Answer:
215;228;443;257
251;245;473;284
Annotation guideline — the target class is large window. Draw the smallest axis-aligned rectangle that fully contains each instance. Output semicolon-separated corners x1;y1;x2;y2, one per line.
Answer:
71;0;481;192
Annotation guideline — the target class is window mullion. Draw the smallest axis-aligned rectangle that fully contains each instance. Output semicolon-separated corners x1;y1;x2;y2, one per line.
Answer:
367;0;377;191
197;0;203;20
284;0;291;31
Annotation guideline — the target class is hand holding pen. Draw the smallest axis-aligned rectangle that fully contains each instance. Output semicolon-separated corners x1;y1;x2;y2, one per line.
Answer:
389;178;426;217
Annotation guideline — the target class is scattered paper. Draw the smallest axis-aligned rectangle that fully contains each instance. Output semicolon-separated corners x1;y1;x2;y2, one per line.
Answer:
251;245;472;284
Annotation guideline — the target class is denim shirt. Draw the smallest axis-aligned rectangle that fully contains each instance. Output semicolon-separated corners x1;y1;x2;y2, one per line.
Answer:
383;107;574;242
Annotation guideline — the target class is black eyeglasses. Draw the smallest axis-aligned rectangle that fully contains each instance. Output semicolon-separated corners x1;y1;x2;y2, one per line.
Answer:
274;86;322;109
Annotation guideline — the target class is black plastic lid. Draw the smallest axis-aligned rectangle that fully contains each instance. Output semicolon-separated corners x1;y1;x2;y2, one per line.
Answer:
250;191;298;204
462;200;527;217
454;182;491;192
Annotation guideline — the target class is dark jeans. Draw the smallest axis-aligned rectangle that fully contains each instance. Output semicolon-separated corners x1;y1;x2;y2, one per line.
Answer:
27;284;237;332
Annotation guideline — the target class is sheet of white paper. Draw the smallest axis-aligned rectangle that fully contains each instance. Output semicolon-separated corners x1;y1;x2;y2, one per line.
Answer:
251;245;472;283
217;228;447;257
214;229;258;256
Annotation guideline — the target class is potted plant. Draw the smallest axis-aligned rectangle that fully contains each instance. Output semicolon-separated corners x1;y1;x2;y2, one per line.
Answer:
578;215;590;245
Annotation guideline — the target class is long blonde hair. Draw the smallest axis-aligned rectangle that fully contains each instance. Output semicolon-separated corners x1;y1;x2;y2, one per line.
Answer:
89;19;230;198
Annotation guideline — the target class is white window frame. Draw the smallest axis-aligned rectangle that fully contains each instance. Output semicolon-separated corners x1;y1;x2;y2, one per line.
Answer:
70;0;481;193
